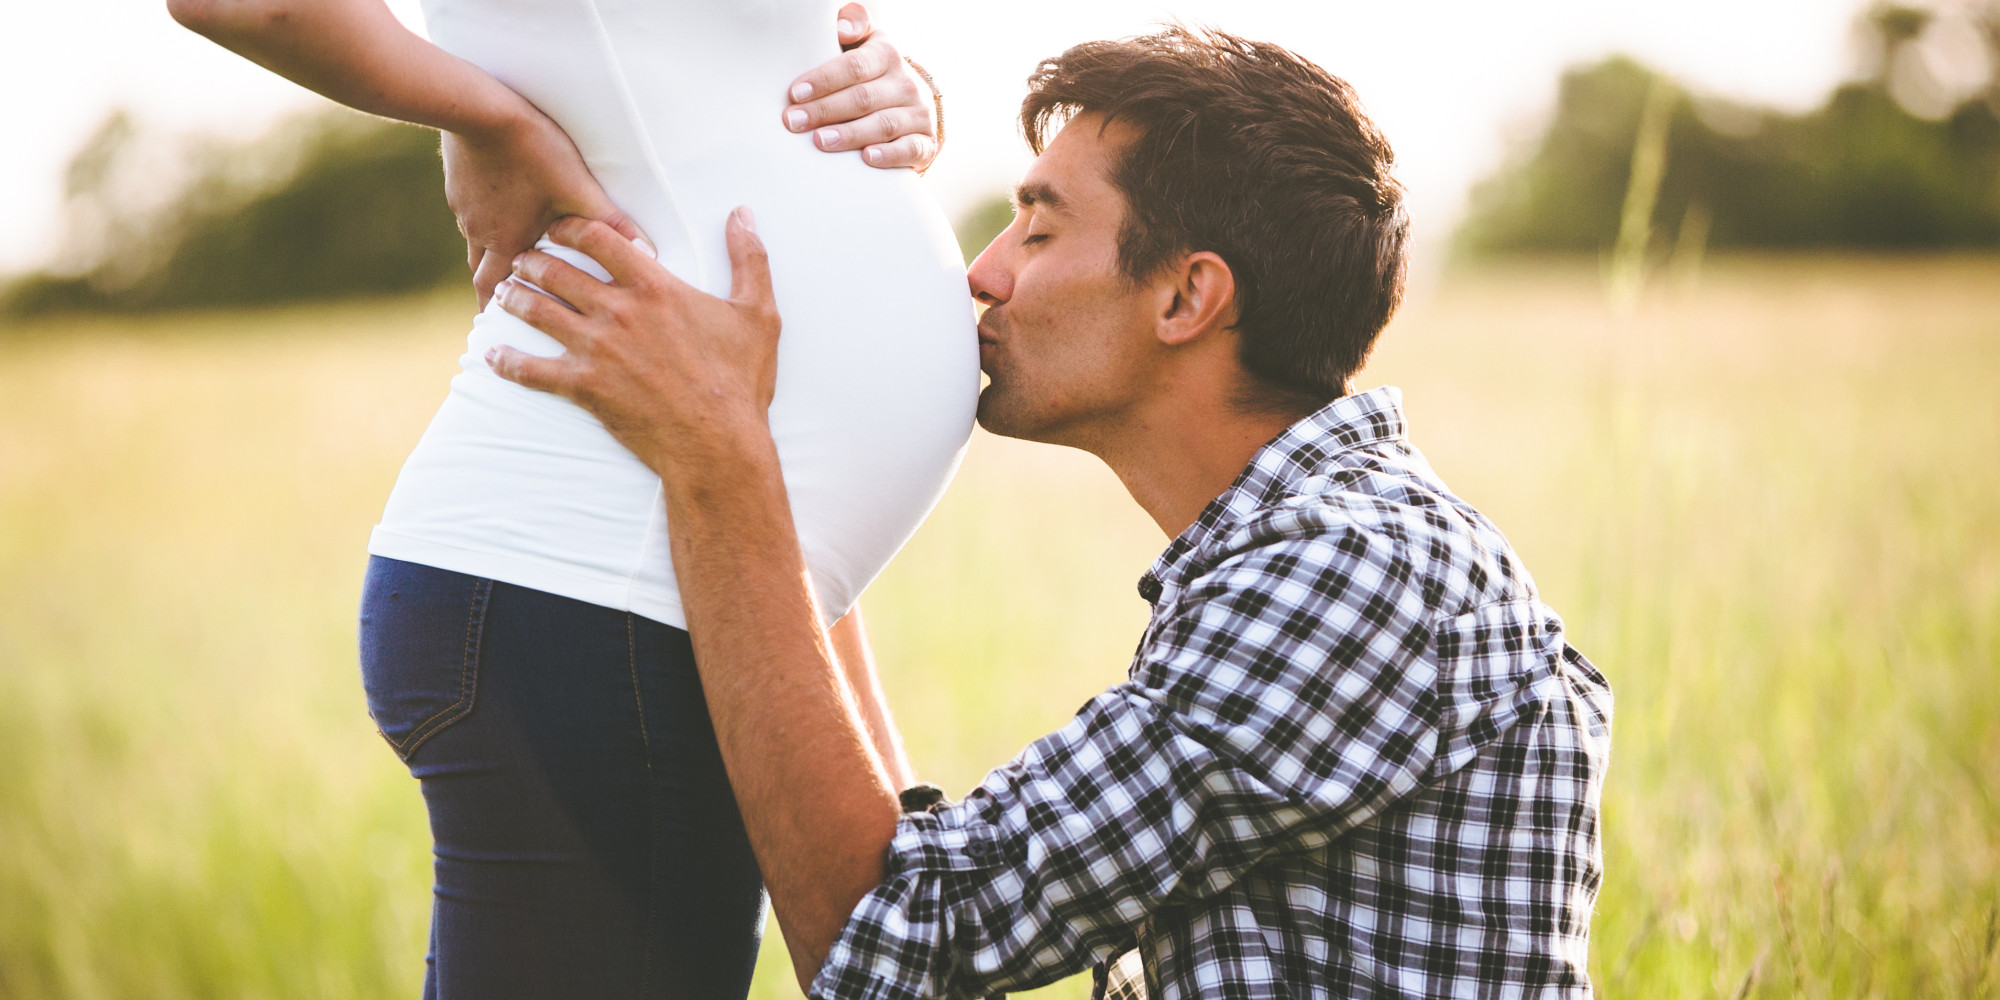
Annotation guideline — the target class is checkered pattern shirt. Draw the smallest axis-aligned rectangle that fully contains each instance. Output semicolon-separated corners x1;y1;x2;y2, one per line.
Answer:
810;387;1614;1000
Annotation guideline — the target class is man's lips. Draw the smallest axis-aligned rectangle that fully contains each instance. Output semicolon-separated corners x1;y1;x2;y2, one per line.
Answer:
976;317;1000;372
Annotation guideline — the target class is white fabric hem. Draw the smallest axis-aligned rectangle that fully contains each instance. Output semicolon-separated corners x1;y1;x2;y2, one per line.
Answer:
367;526;688;630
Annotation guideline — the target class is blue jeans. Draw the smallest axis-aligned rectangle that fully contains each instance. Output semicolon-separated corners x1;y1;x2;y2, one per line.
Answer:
358;556;765;999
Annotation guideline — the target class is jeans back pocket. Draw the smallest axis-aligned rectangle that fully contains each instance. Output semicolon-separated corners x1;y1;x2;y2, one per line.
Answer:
358;557;491;760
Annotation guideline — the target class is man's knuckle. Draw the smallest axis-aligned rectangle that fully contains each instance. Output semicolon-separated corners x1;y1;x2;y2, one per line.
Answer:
605;296;638;326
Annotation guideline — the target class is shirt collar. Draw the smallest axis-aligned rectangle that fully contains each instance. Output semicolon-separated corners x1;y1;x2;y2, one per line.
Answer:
1136;386;1409;605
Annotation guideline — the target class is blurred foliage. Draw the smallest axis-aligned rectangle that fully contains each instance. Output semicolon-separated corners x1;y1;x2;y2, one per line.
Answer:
1460;2;2000;254
2;108;464;317
4;102;1019;318
955;193;1016;264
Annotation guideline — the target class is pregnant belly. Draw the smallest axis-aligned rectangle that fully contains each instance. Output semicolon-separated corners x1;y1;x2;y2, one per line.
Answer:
373;149;980;629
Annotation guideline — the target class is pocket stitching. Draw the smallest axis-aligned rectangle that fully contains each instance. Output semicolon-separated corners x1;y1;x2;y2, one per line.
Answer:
383;577;490;758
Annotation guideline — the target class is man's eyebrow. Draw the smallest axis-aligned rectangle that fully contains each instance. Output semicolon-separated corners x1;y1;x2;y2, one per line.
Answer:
1012;182;1065;212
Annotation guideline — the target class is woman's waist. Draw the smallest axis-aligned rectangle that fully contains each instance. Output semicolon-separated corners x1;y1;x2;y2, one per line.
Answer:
585;145;958;297
375;371;665;581
425;1;842;182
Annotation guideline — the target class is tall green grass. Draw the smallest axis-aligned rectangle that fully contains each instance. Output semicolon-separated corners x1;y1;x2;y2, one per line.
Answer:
0;256;1994;998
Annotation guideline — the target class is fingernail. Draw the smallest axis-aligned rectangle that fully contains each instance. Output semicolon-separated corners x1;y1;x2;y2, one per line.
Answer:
511;252;527;269
734;206;757;233
816;127;839;147
484;347;501;365
633;236;658;259
786;108;809;131
865;147;883;165
837;18;855;35
791;81;813;102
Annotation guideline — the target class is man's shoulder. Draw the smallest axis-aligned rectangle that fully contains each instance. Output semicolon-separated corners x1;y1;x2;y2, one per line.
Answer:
1192;451;1535;620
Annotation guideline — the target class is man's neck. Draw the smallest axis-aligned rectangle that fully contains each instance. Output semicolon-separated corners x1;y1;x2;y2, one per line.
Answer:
1092;391;1307;540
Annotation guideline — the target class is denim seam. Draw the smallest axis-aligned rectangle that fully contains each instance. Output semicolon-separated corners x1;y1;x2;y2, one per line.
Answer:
627;612;659;998
386;577;490;759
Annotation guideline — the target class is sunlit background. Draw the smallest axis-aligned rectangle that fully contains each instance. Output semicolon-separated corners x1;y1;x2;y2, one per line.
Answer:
1;1;1996;998
0;0;1892;271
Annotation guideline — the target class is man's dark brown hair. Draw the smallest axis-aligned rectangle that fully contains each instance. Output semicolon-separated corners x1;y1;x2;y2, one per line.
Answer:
1022;26;1409;407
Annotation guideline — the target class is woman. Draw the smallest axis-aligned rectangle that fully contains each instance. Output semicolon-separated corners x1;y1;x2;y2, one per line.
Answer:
166;0;978;996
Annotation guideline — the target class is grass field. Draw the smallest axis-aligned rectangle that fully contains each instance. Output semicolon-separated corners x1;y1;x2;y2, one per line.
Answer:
0;255;1995;999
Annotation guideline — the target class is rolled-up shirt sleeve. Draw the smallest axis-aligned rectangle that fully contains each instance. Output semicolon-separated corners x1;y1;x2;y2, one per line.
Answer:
810;516;1451;1000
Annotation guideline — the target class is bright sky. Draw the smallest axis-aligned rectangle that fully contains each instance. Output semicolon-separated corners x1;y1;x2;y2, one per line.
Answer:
1;0;1870;273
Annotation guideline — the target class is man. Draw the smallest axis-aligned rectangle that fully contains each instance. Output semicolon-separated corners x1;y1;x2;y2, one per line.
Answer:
485;27;1613;1000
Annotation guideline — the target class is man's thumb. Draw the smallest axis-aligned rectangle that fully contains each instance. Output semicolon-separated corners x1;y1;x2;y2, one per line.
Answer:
726;206;774;305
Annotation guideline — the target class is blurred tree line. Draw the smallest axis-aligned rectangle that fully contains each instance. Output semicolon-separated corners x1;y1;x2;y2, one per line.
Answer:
1460;1;2000;255
3;102;1015;318
4;110;465;316
9;1;1998;317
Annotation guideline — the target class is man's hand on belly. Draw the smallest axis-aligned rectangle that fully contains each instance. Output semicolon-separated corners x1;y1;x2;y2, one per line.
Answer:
484;212;777;472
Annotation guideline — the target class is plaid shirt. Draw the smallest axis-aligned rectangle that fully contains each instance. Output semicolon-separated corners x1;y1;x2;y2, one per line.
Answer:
811;387;1614;1000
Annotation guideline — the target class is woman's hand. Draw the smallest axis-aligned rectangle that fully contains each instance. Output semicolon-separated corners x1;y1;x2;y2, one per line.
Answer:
442;105;648;310
783;3;941;171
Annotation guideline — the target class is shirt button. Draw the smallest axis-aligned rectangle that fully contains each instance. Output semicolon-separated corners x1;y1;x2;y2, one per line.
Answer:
964;840;997;860
1138;576;1163;603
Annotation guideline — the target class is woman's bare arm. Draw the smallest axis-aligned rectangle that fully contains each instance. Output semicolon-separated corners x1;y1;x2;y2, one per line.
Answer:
829;605;915;791
167;0;944;305
167;0;521;135
166;0;644;305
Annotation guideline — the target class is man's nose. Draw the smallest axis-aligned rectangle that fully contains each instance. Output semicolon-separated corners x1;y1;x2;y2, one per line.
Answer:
966;237;1011;306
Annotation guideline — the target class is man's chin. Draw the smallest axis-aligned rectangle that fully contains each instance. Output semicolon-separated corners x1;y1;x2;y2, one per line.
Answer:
974;386;1040;443
976;387;1079;448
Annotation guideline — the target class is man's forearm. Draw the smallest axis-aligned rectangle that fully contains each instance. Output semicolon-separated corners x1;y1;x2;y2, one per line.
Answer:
655;427;903;988
477;212;900;986
831;607;917;791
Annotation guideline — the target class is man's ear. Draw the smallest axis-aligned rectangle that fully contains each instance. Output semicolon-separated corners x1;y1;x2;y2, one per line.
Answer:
1155;251;1238;347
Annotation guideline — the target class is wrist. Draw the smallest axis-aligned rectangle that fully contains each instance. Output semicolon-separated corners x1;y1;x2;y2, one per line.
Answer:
645;409;779;498
446;79;542;146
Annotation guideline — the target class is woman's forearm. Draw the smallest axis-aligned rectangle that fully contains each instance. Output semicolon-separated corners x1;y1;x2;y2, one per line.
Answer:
167;0;530;137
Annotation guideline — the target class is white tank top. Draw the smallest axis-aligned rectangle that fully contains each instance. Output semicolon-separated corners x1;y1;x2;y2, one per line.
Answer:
367;0;980;628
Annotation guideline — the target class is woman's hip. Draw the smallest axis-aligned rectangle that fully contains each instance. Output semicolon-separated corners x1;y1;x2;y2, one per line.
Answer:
357;556;765;996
